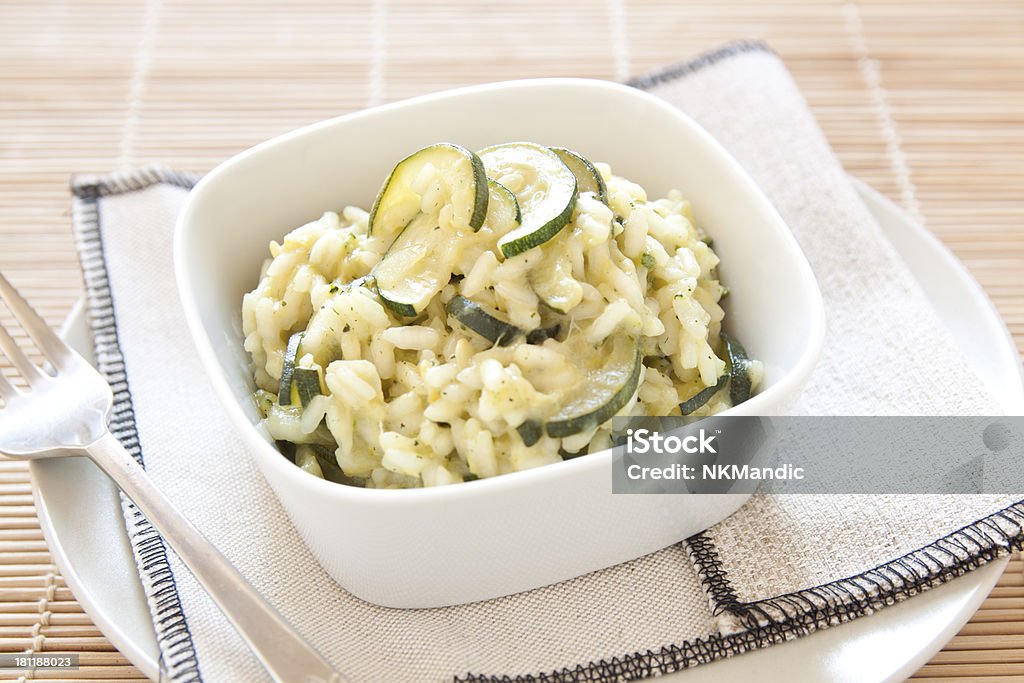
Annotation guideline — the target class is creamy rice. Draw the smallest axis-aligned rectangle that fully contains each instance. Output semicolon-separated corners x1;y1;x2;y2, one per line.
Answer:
242;156;761;488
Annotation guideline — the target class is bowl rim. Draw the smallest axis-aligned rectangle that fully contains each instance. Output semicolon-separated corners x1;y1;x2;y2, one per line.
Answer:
174;77;826;504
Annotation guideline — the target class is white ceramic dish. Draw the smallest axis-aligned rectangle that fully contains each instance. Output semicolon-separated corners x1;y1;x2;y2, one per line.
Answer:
173;78;826;608
31;182;1021;680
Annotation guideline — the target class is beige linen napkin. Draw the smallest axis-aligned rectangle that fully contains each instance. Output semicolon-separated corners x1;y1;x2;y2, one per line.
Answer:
71;42;1023;683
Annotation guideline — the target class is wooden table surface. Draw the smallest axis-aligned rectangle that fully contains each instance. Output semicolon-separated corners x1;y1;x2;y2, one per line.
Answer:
0;1;1022;681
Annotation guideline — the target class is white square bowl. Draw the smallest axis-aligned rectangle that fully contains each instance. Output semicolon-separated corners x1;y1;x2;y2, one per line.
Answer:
174;78;825;608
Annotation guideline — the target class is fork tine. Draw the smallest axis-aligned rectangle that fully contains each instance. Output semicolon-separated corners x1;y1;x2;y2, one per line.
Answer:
0;271;70;367
0;319;45;384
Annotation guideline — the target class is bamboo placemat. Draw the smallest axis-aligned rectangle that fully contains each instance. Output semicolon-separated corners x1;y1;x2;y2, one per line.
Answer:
0;1;1021;681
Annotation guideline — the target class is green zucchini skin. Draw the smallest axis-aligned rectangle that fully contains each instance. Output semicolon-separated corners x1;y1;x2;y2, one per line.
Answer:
722;332;753;405
292;367;322;407
379;295;418;319
277;331;304;406
294;444;325;477
525;323;560;345
446;295;522;347
276;440;297;463
516;420;543;447
446;295;561;348
478;143;578;259
486;178;522;227
549;146;608;205
676;334;754;416
378;293;418;319
500;192;575;259
466;152;490;230
545;338;643;439
294;443;353;484
679;374;728;415
310;444;353;485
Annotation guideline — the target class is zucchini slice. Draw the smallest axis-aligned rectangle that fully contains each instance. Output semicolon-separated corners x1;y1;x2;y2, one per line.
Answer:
276;440;297;464
723;332;753;406
373;212;452;317
486;179;521;235
277;331;304;406
291;367;322;407
679;374;728;415
525;323;561;345
478;142;577;258
368;143;489;244
295;444;353;485
266;404;336;446
446;295;560;347
549;147;608;205
278;332;322;407
295;444;325;478
446;295;521;347
516;420;543;447
545;335;642;438
309;444;352;485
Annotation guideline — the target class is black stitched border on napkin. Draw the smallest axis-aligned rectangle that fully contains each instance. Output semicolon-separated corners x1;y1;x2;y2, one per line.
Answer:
72;168;203;683
67;42;1024;683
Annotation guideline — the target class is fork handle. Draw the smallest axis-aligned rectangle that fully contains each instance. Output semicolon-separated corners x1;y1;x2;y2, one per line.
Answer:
86;431;345;683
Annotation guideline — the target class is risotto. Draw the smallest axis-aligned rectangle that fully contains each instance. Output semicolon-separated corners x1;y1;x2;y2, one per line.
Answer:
241;142;761;488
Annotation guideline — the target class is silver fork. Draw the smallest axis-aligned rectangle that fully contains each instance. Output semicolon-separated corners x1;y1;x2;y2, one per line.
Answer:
0;272;345;683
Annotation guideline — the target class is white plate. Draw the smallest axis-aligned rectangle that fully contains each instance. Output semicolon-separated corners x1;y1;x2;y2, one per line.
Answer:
29;181;1023;681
